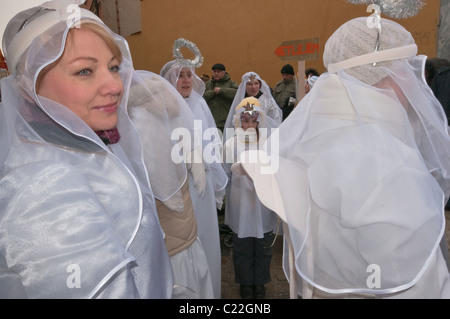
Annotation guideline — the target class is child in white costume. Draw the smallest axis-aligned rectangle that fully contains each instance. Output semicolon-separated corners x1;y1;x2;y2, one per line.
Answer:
223;72;282;145
240;17;450;298
223;97;279;299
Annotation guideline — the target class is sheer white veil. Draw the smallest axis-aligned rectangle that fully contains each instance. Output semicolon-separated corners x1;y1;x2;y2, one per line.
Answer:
0;0;174;298
160;59;228;196
245;17;450;295
223;71;282;145
160;60;205;98
323;17;450;198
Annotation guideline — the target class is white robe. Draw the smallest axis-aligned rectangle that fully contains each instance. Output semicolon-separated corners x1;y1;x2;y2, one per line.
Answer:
185;91;228;299
241;73;450;298
257;93;283;125
224;129;277;239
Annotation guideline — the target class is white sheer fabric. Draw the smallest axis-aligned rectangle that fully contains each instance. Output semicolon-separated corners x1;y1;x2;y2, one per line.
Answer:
223;98;279;239
127;69;197;204
160;60;228;298
128;69;215;299
223;71;282;144
0;1;173;298
240;17;450;298
170;238;214;299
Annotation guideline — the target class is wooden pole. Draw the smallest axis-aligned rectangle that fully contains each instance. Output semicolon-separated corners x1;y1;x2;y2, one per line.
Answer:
297;60;306;102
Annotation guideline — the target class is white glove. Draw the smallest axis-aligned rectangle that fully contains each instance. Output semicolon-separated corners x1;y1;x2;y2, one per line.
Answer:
191;162;206;197
215;193;225;210
186;145;206;197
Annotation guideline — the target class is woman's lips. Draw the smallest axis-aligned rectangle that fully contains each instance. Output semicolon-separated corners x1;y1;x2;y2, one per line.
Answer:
94;103;118;113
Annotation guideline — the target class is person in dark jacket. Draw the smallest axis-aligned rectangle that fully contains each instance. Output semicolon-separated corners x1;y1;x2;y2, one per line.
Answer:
272;64;297;121
203;63;239;132
431;65;450;210
432;65;450;123
426;58;449;87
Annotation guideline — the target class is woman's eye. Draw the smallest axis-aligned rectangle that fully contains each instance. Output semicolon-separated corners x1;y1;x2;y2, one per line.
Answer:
109;65;121;72
77;68;92;76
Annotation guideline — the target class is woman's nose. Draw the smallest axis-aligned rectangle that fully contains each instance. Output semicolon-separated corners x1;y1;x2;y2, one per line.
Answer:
99;69;123;96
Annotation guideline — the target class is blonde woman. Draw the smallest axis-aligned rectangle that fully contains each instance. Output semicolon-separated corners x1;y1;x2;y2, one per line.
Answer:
0;1;173;298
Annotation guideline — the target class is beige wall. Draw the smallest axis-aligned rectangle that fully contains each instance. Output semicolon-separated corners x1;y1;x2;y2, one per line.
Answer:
126;0;440;88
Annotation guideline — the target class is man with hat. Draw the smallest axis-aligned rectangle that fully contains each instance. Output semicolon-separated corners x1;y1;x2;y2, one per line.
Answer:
203;63;239;132
272;64;297;121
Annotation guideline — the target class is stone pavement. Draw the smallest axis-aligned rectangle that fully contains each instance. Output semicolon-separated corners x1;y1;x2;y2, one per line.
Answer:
219;210;450;299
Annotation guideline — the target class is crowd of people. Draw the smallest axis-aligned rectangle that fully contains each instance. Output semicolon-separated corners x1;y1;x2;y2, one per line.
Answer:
1;0;450;300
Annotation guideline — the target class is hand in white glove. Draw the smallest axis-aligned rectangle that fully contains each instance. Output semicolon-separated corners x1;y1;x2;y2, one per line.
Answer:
191;162;206;197
215;193;225;210
186;145;206;197
288;96;297;106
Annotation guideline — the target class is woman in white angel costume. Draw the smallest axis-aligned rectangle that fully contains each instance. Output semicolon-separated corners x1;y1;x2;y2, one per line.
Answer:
240;17;450;298
223;71;282;145
0;0;174;298
160;57;228;299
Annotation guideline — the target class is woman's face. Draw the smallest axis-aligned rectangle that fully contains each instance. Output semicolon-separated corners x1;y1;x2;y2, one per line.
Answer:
246;79;261;97
176;67;193;98
38;28;123;131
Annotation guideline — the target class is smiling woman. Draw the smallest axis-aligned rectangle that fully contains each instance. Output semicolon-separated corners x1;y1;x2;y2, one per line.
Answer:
0;0;174;299
160;56;228;299
37;24;124;132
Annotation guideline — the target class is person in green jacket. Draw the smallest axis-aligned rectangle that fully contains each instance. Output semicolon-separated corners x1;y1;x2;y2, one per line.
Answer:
272;64;298;121
203;63;239;133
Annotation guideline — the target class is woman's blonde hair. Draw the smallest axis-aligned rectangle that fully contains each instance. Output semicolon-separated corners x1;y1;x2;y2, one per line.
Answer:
36;21;123;92
78;21;122;63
